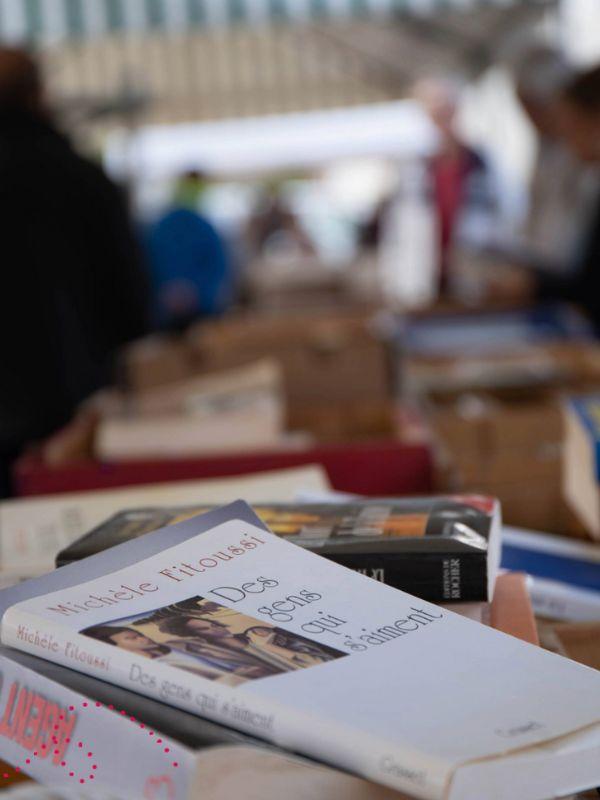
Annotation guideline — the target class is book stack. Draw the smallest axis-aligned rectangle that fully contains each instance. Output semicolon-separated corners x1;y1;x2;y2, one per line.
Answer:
0;467;600;800
502;526;600;622
97;359;290;461
53;494;537;639
0;494;598;799
56;496;502;604
0;498;600;800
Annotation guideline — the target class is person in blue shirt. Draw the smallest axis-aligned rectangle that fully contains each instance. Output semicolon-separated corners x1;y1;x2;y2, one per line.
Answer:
146;170;233;331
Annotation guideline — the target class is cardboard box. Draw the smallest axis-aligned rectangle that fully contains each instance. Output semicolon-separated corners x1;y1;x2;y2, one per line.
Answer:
288;401;394;441
120;334;196;391
187;311;395;438
116;311;396;440
425;391;577;534
445;441;561;488
428;396;562;482
470;478;566;534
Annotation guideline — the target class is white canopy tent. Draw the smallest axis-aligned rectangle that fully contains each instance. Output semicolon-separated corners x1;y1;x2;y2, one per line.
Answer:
105;98;435;180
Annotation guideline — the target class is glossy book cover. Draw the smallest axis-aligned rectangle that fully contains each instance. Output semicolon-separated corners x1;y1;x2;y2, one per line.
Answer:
57;497;500;603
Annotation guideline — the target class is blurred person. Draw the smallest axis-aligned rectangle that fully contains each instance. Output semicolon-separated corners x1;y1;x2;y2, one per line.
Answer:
145;170;234;331
241;625;341;669
359;196;393;251
0;48;148;497
245;182;316;261
157;614;285;678
85;625;172;658
509;45;597;273
491;64;600;331
379;77;501;306
84;624;244;684
559;65;600;163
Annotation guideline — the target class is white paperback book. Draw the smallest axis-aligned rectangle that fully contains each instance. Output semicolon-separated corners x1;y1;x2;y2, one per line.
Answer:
0;502;599;800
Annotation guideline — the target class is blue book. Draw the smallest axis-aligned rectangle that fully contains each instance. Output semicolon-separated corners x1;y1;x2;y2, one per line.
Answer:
403;304;593;357
501;526;600;594
563;396;600;537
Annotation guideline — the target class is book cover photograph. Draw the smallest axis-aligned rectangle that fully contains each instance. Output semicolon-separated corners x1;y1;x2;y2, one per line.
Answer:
1;502;599;800
82;595;346;685
57;496;499;602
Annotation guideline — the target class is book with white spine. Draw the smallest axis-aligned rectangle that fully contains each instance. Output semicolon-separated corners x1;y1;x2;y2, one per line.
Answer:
0;503;599;800
0;647;405;800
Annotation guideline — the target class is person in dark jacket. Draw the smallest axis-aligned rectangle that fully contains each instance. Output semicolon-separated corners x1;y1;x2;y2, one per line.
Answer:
489;64;600;330
533;63;600;329
0;48;148;496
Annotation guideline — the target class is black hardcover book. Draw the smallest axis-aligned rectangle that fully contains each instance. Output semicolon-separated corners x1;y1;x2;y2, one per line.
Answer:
56;497;500;603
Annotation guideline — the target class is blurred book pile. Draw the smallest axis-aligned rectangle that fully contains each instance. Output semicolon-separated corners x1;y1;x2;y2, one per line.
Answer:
403;306;600;534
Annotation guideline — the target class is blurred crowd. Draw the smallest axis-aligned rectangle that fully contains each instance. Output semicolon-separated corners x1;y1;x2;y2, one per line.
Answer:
0;42;599;496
